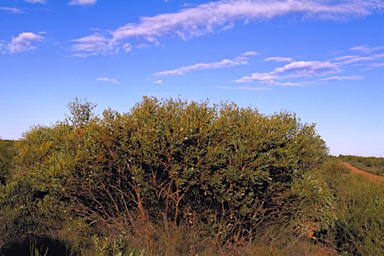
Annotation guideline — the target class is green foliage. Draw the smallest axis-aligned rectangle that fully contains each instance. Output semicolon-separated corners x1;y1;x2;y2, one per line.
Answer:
91;235;125;256
0;126;70;250
0;139;19;185
0;97;336;254
338;154;384;176
319;159;384;255
51;97;327;243
65;97;96;127
30;240;49;256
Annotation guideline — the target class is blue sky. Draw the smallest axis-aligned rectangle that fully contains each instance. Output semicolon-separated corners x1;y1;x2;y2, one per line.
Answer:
0;0;383;157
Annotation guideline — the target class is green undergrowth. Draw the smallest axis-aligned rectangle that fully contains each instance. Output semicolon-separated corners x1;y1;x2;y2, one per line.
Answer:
338;154;384;176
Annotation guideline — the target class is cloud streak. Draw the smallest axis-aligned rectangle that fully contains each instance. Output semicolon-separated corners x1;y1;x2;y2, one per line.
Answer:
96;77;120;84
0;7;23;13
236;60;339;84
318;76;363;82
234;45;384;87
25;0;47;3
264;57;294;62
349;45;384;53
218;85;271;91
334;53;384;65
71;34;110;54
68;0;97;5
70;0;383;56
153;52;252;76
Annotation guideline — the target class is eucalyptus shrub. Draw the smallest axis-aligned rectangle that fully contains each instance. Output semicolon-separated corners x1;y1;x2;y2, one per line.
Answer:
58;97;327;242
2;97;328;247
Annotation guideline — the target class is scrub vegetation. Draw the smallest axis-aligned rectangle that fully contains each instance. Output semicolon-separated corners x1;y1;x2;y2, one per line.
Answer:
338;154;384;177
0;97;383;255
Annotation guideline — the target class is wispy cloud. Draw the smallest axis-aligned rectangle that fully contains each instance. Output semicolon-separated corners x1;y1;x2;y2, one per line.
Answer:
0;7;23;14
334;53;384;65
70;34;114;56
25;0;47;3
154;80;163;84
366;62;384;70
123;43;132;52
69;0;383;56
275;61;339;75
7;32;44;53
236;44;384;86
96;77;120;84
318;76;363;82
68;0;97;6
242;51;259;56
264;57;294;62
349;45;384;53
218;85;271;91
153;52;253;76
0;42;6;54
236;60;339;84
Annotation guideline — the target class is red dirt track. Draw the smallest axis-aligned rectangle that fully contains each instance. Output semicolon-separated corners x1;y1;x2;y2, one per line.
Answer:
343;162;384;182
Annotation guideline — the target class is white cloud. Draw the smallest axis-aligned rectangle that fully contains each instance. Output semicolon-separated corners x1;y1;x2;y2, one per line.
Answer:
264;57;294;62
7;32;44;53
335;56;374;65
69;0;96;6
236;60;339;85
349;45;384;53
153;53;250;76
274;61;339;75
0;41;6;54
237;44;384;87
154;80;163;84
222;22;235;31
123;43;132;52
111;0;381;42
242;51;259;56
236;73;278;83
318;76;363;82
71;34;113;56
334;53;384;65
366;62;384;69
218;85;271;91
333;55;359;61
271;81;304;86
0;7;23;13
25;0;46;3
70;0;383;56
96;77;120;84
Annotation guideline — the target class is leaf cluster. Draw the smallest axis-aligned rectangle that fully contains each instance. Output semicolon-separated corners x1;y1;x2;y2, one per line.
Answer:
0;139;19;185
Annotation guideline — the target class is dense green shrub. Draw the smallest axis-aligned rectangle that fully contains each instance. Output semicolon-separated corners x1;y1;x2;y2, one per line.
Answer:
1;97;332;254
56;97;327;242
0;139;19;185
